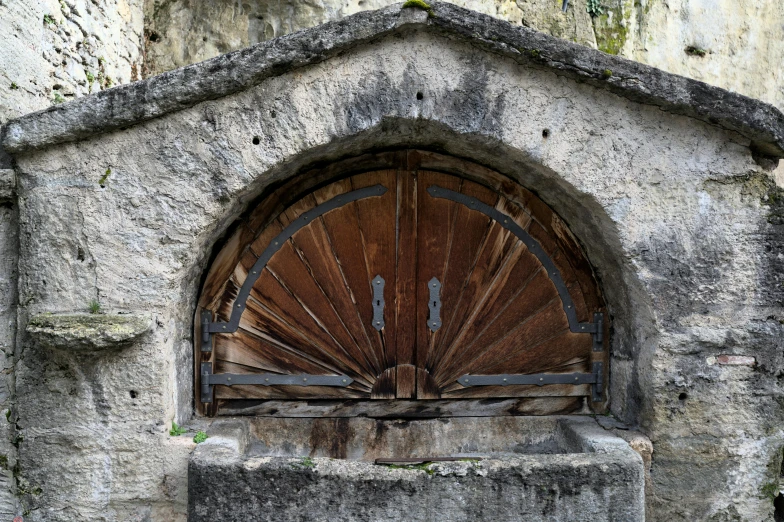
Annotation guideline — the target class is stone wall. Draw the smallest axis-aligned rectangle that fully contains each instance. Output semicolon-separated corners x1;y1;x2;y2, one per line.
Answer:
3;6;784;519
142;0;784;112
0;0;144;124
0;0;145;517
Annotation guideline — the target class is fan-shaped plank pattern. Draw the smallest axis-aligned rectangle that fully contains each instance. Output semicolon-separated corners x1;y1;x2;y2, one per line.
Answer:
209;171;399;400
196;151;608;414
414;171;594;400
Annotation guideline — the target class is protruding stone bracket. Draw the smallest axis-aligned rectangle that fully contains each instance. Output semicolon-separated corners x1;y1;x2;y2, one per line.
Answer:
27;313;152;353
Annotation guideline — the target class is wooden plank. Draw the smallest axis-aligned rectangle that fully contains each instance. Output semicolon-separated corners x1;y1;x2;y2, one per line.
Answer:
279;194;384;381
477;331;591;376
395;171;417;398
425;180;496;373
350;171;399;381
311;179;386;376
414;171;462;398
216;397;585;417
433;272;560;385
236;269;377;386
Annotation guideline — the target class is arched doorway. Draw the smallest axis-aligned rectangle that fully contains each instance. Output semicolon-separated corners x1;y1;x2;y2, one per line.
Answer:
196;151;608;416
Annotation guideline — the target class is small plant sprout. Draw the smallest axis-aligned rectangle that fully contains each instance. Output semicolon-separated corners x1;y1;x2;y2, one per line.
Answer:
88;299;101;314
169;422;187;436
85;71;95;83
684;45;708;57
99;168;111;187
10;82;18;90
193;431;208;444
586;0;603;17
43;14;57;26
53;92;65;104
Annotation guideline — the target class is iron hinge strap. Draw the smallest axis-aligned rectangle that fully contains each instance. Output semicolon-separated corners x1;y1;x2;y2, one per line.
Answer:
200;362;353;403
457;362;604;402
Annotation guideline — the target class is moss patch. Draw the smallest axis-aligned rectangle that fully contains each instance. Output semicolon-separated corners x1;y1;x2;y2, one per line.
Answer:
402;0;434;17
592;0;634;55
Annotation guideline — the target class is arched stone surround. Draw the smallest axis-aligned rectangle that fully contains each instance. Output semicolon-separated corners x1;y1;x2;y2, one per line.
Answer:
4;4;783;521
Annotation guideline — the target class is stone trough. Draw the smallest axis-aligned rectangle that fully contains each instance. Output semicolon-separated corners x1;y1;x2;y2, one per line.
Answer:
189;416;645;521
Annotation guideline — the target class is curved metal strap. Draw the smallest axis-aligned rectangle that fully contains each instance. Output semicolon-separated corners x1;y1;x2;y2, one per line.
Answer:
427;185;598;335
207;184;388;334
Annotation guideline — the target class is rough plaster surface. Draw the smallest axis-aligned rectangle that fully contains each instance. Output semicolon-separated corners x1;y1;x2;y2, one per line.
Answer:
2;5;784;522
143;0;784;113
189;418;645;522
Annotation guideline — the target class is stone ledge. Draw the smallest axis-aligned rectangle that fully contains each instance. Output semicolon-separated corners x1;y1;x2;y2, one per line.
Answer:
26;313;152;352
2;2;783;157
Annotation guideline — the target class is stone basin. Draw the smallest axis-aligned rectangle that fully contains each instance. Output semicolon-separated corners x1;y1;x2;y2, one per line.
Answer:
189;416;645;521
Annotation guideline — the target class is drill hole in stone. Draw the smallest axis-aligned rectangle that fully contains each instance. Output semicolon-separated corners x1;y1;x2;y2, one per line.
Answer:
129;390;138;399
416;92;423;100
270;110;277;119
542;129;550;138
252;136;260;145
678;392;688;401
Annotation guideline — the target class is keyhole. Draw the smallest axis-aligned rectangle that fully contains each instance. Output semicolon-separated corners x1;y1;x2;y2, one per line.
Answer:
376;300;381;306
433;301;437;307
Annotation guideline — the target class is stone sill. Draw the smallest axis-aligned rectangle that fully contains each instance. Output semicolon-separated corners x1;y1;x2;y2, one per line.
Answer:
27;313;152;352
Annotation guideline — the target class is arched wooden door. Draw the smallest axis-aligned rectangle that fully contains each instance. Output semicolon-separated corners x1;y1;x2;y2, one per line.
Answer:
197;152;607;416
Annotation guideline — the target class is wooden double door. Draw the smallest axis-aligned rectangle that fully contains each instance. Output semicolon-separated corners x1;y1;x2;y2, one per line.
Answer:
197;152;607;414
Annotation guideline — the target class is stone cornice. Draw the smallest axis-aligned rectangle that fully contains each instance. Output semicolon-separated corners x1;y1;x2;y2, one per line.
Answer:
3;2;784;158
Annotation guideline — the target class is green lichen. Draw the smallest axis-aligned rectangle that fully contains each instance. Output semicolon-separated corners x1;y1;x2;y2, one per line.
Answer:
10;82;18;90
402;0;434;17
53;92;65;104
169;422;187;436
601;69;613;79
99;168;111;187
193;431;208;444
684;45;708;57
85;71;95;83
43;14;57;26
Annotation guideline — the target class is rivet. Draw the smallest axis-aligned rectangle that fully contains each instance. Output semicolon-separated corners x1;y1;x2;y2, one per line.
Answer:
227;377;232;381
237;304;242;307
575;377;579;381
303;378;308;382
376;321;381;325
581;326;585;330
432;283;437;287
222;326;226;330
539;378;543;381
502;378;507;382
342;379;347;383
265;378;269;382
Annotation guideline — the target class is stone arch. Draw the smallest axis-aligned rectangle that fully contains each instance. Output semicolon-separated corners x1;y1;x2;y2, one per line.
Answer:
191;140;656;424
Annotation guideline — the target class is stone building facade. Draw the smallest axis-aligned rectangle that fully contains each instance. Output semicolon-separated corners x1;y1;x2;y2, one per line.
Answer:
1;1;784;521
